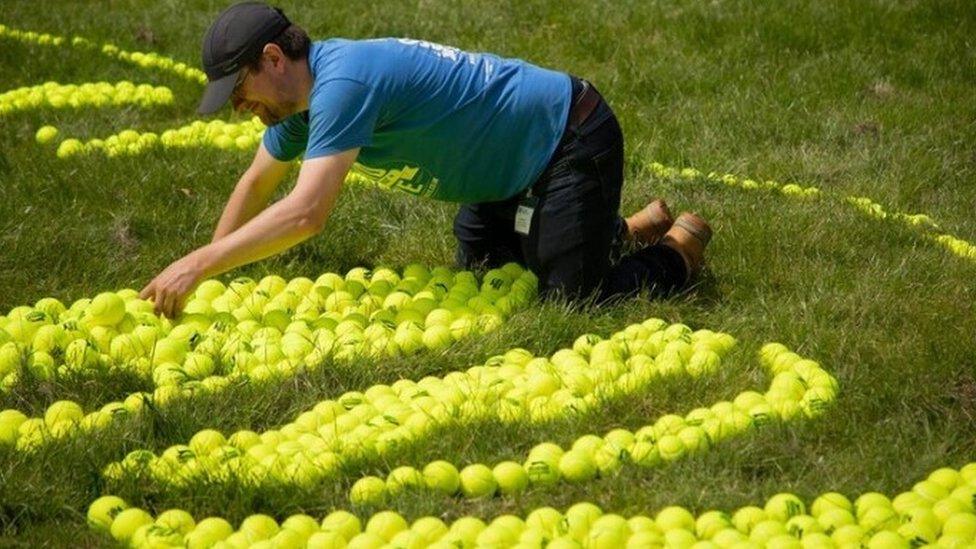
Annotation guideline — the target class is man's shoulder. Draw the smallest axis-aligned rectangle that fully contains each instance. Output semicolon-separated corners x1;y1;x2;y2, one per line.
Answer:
309;38;411;92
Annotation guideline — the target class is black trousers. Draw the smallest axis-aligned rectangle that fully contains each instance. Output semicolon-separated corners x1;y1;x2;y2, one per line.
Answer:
454;76;687;302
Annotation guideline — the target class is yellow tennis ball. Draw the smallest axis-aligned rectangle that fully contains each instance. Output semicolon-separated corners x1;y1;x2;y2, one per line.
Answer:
350;476;388;506
423;460;460;495
110;508;154;543
185;517;234;546
239;514;280;541
35;125;58;144
558;449;597;483
87;495;128;532
88;292;126;327
765;493;806;522
492;461;529;495
365;511;409;541
44;400;84;427
459;463;497;499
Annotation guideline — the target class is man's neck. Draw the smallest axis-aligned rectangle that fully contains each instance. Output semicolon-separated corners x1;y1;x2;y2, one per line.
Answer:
292;57;314;112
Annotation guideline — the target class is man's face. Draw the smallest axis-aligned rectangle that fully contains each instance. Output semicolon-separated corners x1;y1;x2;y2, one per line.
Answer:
230;49;301;126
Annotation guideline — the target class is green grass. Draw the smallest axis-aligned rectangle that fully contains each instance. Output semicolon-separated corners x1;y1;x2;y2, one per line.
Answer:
2;0;976;545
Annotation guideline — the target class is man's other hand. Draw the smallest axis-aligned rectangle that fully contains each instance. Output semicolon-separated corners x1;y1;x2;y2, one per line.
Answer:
139;252;205;318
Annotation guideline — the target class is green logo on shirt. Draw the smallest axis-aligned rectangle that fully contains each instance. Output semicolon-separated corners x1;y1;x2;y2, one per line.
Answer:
352;161;440;198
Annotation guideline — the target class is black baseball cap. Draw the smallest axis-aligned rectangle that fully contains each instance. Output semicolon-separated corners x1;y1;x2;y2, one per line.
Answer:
197;2;291;114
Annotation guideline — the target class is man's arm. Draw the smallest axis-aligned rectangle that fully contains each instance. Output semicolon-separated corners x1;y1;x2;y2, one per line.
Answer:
140;148;360;317
211;142;293;242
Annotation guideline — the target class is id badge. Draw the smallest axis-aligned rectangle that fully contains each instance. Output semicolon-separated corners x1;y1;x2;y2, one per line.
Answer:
515;195;537;236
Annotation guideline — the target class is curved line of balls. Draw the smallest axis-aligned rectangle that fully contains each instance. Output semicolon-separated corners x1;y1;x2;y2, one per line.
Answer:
648;162;976;264
89;460;976;548
0;264;536;455
93;320;834;543
0;23;206;84
342;336;836;506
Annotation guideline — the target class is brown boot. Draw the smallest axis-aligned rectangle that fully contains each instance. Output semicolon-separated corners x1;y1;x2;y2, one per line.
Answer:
660;212;712;283
625;199;674;245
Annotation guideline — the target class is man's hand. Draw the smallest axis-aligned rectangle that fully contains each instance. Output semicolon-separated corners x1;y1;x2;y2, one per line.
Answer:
138;148;359;319
139;251;206;318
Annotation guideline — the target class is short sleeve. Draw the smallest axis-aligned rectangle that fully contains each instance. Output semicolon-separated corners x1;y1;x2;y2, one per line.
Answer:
262;113;309;162
305;78;380;159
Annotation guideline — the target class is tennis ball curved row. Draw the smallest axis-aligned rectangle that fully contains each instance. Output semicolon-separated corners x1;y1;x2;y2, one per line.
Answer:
0;23;206;84
0;80;173;120
101;318;833;502
99;319;734;492
88;461;976;548
49;116;268;159
650;161;976;264
346;339;836;505
0;264;536;454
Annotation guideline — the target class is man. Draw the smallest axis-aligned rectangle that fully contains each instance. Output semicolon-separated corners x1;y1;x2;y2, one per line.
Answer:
140;2;712;318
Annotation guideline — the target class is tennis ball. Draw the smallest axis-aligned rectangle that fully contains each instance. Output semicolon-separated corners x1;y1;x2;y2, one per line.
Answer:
110;507;154;542
866;531;909;549
492;461;529;495
350;476;388;506
832;524;867;546
133;524;184;547
524;458;560;487
765;493;806;522
817;509;855;533
366;511;409;541
422;325;452;351
525;507;564;537
321;510;362;540
559;449;597;483
657;434;686;461
240;514;279;541
307;531;346;549
0;410;28;446
459;463;497;499
422;460;460;495
942;512;976;539
87;495;129;532
88;292;126;326
696;511;733;539
411;516;449;544
186;517;234;547
656;506;695;532
563;502;604;540
44;400;84;427
56;138;84;158
853;493;891;518
810;492;854;517
35;125;59;145
859;506;898;533
749;520;788;544
387;466;425;496
155;508;196;535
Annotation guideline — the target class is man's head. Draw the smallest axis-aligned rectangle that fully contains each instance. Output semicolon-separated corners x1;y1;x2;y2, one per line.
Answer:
198;2;311;125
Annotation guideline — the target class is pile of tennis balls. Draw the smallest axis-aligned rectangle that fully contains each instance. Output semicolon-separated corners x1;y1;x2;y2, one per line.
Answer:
0;80;173;119
100;318;833;501
345;337;836;505
0;24;206;85
0;264;536;454
87;461;976;548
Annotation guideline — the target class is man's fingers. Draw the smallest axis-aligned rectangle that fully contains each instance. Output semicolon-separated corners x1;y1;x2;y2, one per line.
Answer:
161;291;176;319
139;281;155;301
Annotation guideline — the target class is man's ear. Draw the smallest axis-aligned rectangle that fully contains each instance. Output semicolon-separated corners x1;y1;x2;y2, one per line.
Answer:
262;43;286;72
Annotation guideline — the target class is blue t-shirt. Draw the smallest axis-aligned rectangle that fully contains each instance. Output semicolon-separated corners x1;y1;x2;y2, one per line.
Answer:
262;38;571;203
